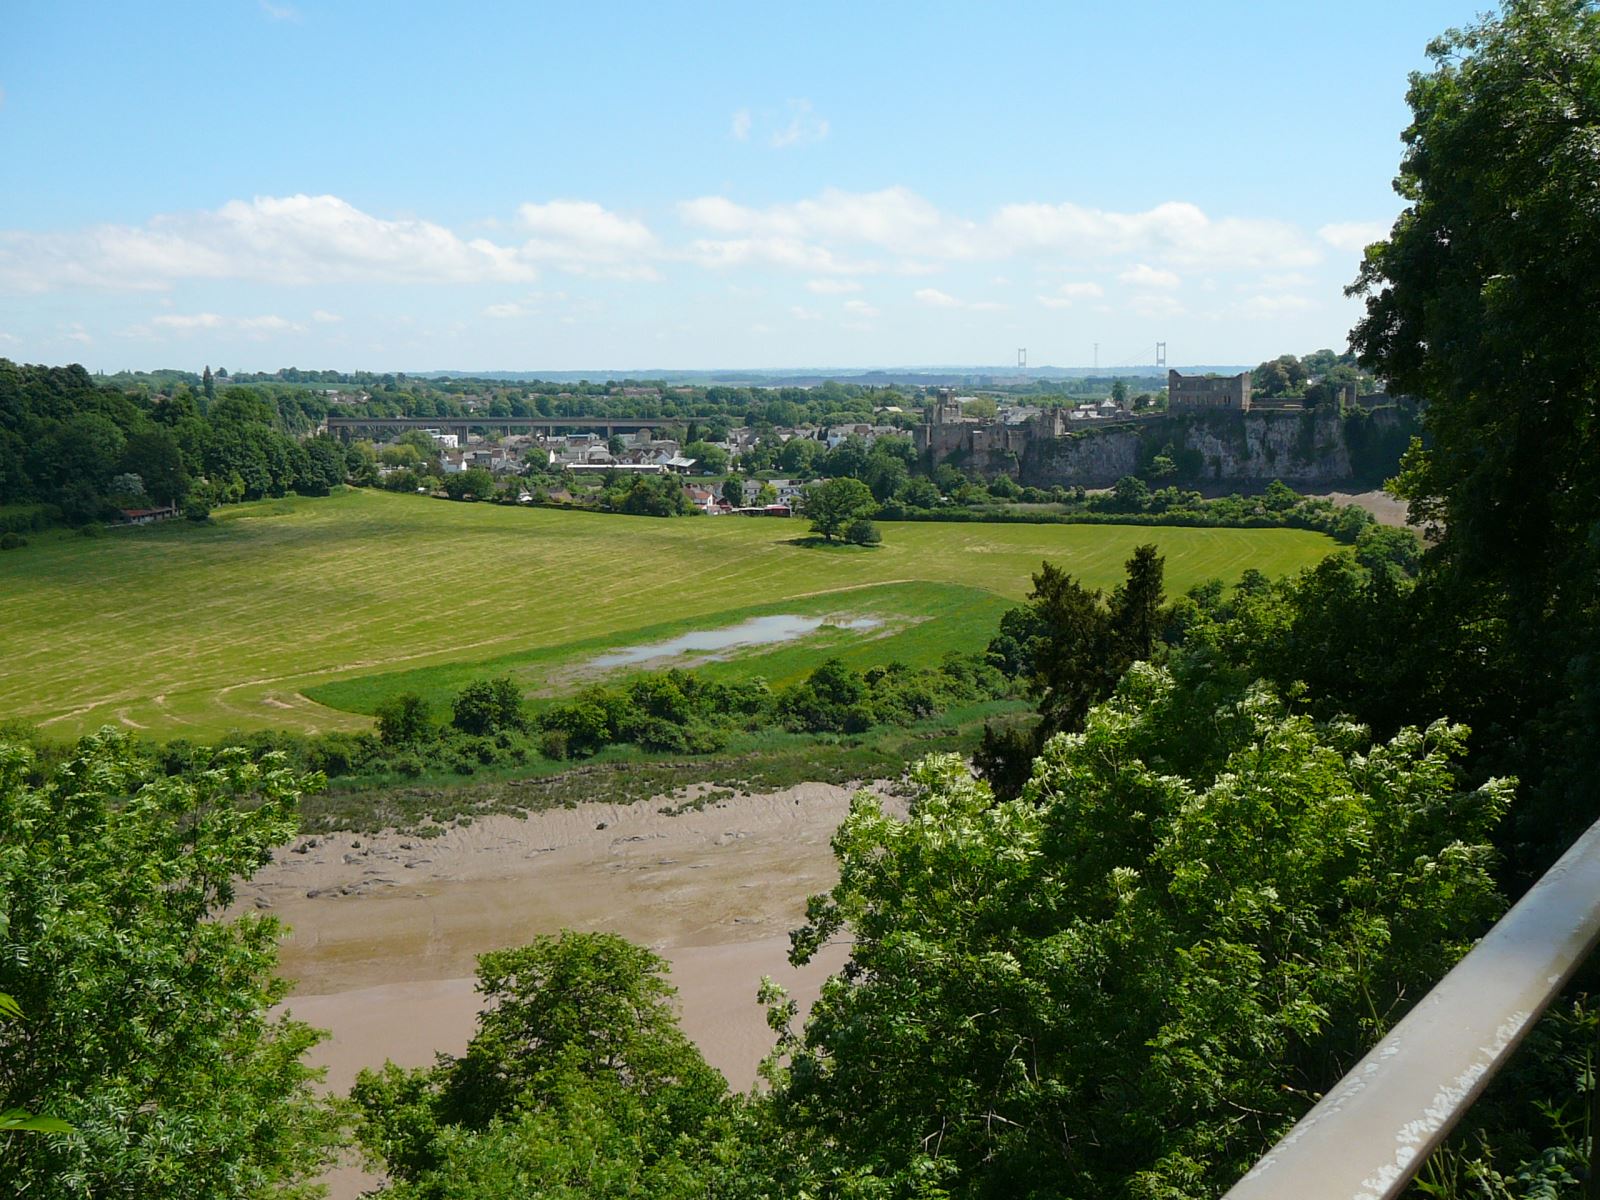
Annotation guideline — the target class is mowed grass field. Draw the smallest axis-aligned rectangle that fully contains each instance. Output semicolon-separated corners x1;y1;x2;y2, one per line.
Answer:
0;489;1338;740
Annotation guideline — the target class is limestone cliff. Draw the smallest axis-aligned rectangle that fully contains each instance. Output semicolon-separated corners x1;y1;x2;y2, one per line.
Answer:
1016;405;1417;490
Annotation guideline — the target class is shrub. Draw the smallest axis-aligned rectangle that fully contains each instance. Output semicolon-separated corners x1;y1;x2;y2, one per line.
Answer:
0;533;26;550
376;694;433;747
845;518;882;546
451;677;527;736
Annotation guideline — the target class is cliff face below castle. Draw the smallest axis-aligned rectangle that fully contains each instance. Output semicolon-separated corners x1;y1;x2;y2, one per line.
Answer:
1017;406;1417;490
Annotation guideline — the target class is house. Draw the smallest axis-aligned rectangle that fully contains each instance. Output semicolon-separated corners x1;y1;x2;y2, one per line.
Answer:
117;504;179;525
683;485;720;514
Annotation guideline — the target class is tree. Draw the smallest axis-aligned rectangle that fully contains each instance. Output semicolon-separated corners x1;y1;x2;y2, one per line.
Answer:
802;476;875;541
1104;474;1152;512
821;435;871;480
201;364;215;402
1347;0;1600;871
898;477;941;509
452;677;527;736
780;678;1510;1198
863;455;908;503
443;467;495;501
977;549;1167;797
353;932;731;1195
1110;379;1129;406
377;693;434;746
844;517;881;546
0;994;70;1137
0;733;338;1197
1251;354;1308;397
119;430;190;505
681;440;727;474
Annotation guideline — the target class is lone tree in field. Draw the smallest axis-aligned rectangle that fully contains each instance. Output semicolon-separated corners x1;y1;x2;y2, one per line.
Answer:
803;476;875;541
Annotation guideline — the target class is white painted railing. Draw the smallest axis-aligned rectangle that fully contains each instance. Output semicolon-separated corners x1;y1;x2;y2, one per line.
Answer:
1224;816;1600;1200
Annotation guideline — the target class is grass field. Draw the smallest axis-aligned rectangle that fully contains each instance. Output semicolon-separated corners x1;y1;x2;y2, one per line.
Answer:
0;489;1338;740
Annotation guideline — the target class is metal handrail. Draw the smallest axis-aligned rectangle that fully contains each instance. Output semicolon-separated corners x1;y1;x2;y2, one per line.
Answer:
1224;815;1600;1200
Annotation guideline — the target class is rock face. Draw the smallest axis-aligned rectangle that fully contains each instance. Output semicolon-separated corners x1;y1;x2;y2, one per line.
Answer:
1018;406;1416;489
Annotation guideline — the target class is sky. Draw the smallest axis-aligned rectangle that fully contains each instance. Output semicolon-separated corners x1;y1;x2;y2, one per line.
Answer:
0;0;1493;374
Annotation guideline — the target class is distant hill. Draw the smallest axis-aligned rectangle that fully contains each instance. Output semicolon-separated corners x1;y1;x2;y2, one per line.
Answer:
411;365;1254;388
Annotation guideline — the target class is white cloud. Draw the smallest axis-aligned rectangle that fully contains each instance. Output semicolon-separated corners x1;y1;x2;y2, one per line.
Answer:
126;311;303;339
1239;293;1315;316
0;194;542;292
750;323;776;334
913;287;1005;312
676;187;1318;281
482;302;528;318
730;109;752;141
805;278;862;294
1119;264;1181;290
237;314;299;334
770;99;829;148
993;199;1319;269
0;194;670;292
843;299;880;318
311;309;342;323
259;0;299;20
686;236;870;276
1130;294;1185;319
1317;220;1390;254
516;200;659;279
790;305;822;321
1035;280;1104;308
152;312;224;330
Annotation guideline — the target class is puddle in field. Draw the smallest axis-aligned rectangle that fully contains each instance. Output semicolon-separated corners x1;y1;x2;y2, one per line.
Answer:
587;614;884;670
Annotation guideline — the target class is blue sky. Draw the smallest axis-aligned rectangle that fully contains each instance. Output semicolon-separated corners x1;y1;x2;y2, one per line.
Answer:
1;0;1490;373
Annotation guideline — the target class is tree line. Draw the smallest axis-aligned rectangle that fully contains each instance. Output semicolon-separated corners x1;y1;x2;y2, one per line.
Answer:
0;361;353;524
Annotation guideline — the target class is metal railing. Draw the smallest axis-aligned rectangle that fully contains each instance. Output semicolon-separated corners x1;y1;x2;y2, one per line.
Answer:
1224;816;1600;1200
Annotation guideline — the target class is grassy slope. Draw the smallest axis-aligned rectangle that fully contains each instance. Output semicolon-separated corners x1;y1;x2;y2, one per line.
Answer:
0;489;1337;739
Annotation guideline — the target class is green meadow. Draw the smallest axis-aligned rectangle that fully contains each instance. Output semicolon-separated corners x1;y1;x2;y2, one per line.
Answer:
0;489;1338;740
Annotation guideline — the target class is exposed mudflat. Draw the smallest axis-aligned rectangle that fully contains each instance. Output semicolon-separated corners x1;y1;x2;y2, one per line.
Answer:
242;779;892;1085
234;779;894;1195
1304;488;1414;527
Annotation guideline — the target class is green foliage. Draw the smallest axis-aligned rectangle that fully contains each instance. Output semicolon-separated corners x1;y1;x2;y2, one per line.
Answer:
378;692;435;746
442;467;495;501
0;732;339;1196
780;676;1511;1198
353;931;734;1197
1349;0;1600;873
805;476;876;541
0;992;71;1136
844;517;881;546
450;676;527;736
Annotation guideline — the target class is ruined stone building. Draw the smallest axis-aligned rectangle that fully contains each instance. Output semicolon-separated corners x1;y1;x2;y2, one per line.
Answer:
1167;369;1252;411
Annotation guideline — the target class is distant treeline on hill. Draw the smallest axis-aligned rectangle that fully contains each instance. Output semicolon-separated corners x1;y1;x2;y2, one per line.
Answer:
0;361;349;525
